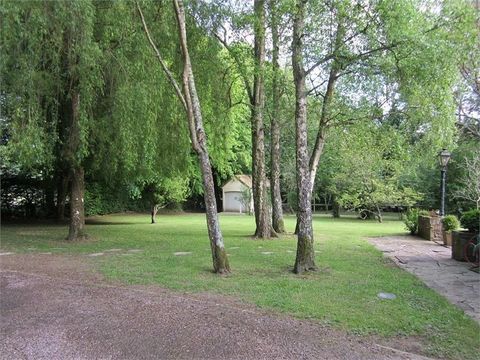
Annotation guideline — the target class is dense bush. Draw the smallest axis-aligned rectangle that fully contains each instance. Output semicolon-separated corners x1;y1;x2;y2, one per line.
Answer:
84;183;149;216
404;208;420;234
404;208;429;234
442;215;460;232
460;209;480;233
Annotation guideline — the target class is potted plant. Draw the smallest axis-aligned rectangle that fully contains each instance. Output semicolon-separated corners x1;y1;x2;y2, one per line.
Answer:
442;215;460;246
452;209;480;261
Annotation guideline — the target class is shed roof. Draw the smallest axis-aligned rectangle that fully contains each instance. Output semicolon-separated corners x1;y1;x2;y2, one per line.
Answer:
235;174;252;188
222;174;252;189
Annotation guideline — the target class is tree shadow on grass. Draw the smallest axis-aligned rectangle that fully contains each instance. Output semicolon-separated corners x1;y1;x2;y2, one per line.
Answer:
86;220;135;226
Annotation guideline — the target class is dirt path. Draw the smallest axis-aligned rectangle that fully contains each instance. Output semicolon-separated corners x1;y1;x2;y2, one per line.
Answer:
1;254;435;360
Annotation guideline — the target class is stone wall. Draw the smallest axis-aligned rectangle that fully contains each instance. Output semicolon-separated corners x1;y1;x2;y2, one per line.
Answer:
418;215;443;242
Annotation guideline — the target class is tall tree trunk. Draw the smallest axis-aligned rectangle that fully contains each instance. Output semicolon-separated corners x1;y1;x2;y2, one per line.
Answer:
293;21;343;233
292;0;316;274
138;0;230;273
269;0;285;234
66;91;86;240
174;0;229;273
252;0;273;238
68;166;85;240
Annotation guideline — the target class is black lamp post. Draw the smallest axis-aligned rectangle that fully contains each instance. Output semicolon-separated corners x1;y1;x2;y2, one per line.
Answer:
438;149;451;216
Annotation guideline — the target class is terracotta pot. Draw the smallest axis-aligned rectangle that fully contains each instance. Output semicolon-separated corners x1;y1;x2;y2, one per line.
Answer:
443;231;453;246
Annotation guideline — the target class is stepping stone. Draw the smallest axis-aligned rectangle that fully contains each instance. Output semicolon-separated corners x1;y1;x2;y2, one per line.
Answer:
174;252;192;256
0;252;14;256
105;249;122;252
127;249;143;253
261;252;273;255
377;292;397;300
88;253;104;257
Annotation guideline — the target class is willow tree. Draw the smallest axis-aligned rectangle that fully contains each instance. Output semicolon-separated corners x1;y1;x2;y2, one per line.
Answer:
1;1;102;240
137;0;230;273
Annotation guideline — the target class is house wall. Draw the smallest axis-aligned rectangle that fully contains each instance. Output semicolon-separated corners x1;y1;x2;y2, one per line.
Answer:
222;180;252;213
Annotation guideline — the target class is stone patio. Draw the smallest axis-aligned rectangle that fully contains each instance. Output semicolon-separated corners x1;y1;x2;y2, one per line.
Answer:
368;236;480;324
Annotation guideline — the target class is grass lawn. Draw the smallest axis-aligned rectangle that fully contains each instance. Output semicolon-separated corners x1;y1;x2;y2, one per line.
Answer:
2;213;479;359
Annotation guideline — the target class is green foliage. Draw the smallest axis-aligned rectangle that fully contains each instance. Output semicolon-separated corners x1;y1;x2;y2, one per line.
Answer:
404;208;422;235
460;209;480;233
442;215;460;232
286;191;298;213
84;183;137;216
326;122;423;218
238;187;252;215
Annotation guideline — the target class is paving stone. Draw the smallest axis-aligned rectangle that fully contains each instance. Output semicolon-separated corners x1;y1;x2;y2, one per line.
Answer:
377;292;397;300
368;236;480;324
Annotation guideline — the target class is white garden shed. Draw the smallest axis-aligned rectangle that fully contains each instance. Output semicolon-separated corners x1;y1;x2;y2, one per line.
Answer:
222;175;253;213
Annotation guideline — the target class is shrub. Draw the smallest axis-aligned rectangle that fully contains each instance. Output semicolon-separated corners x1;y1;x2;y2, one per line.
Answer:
419;209;430;217
460;209;480;233
442;215;460;232
404;208;425;235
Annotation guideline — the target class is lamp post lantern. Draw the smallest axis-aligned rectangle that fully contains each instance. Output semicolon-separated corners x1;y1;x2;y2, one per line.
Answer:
438;149;451;216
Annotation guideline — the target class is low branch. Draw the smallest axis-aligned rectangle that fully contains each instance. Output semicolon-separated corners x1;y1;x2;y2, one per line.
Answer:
136;1;187;111
213;33;254;104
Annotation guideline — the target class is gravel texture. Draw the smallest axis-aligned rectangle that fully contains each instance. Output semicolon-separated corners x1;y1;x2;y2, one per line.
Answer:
1;254;435;360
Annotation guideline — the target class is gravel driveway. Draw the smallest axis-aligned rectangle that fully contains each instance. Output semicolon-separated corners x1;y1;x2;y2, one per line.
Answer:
1;254;434;360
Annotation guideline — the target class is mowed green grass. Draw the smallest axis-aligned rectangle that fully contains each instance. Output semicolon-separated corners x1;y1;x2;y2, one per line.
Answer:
2;213;479;359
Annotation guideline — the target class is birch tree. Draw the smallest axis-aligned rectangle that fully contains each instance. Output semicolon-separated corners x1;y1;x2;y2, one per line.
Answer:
292;0;316;273
137;0;230;273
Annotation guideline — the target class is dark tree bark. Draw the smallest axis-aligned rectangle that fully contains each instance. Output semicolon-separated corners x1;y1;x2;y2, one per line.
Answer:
68;166;85;241
269;0;285;234
66;91;86;241
292;0;316;274
137;0;229;273
213;9;273;238
252;0;274;238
